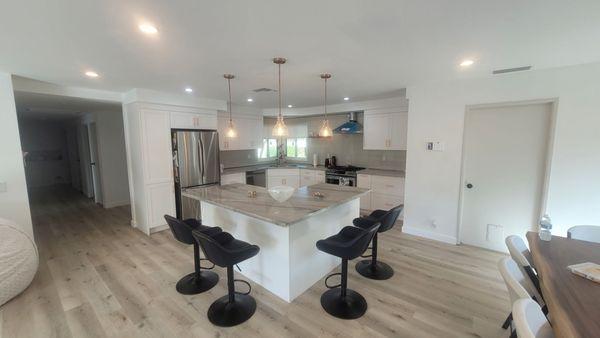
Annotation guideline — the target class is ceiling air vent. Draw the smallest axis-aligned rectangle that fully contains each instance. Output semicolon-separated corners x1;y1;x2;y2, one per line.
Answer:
252;87;277;93
493;66;532;75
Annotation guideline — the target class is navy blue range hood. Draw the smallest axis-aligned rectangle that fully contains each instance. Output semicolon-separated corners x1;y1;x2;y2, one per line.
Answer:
333;111;363;134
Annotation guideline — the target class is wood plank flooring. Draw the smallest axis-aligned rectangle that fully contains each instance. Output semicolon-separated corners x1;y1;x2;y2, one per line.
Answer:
0;187;510;337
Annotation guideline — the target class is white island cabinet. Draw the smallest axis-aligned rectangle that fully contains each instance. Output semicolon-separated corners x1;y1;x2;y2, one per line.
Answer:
183;183;368;302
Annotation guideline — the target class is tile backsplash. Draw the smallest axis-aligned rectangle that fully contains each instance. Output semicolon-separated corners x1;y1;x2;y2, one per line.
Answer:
220;114;406;171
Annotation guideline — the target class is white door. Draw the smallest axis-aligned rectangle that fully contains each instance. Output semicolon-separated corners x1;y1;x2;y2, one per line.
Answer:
87;123;102;204
460;102;552;252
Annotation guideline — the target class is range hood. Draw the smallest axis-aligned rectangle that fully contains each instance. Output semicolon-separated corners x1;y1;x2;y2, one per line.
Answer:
333;111;363;134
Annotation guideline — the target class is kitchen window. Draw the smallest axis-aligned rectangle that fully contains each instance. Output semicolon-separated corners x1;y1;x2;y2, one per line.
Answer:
258;138;278;159
286;138;307;159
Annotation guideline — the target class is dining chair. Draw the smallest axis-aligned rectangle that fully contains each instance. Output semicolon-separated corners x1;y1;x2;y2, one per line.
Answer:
513;298;554;338
498;257;544;337
567;225;600;243
505;235;543;299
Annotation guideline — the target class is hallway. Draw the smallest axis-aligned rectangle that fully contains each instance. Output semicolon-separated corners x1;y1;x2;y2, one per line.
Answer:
1;187;509;337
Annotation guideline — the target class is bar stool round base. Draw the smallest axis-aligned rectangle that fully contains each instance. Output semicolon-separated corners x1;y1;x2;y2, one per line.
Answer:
320;288;367;319
207;294;257;327
176;271;219;295
355;260;394;280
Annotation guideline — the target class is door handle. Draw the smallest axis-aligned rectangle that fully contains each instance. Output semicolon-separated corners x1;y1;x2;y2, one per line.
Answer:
466;183;473;189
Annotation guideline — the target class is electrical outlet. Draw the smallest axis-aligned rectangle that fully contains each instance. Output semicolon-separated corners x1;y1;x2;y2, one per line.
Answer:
431;219;437;228
486;224;503;242
0;182;7;193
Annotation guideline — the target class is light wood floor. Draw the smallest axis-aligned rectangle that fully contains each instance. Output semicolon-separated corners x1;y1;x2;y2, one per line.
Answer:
0;187;510;338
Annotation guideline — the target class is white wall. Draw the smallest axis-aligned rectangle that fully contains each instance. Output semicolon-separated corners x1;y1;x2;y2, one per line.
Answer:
404;62;600;243
79;111;130;208
18;120;71;187
0;73;32;236
94;111;130;208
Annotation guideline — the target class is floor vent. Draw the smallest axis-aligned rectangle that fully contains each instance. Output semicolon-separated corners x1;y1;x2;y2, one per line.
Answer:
493;66;532;75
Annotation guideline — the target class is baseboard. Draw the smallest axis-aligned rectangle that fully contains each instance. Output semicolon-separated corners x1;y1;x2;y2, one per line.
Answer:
150;224;169;234
402;226;458;245
103;200;130;209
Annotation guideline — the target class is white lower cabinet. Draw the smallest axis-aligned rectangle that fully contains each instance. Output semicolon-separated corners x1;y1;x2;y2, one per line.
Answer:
300;169;325;187
267;168;300;189
357;173;404;215
221;172;246;185
146;182;175;229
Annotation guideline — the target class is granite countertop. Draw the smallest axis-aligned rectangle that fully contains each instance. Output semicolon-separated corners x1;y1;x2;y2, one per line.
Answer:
359;168;405;177
182;183;368;227
222;163;328;175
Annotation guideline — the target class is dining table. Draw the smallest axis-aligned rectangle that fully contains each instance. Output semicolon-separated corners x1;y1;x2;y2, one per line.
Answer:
526;231;600;338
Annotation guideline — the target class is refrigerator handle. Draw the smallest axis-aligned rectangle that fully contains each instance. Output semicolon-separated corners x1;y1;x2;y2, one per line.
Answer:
197;138;205;180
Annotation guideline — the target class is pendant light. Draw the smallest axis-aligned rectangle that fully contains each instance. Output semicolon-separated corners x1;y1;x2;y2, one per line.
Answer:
318;73;333;137
223;74;237;138
272;57;288;137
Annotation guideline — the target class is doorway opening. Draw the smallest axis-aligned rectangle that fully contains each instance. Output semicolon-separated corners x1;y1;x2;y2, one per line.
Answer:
14;91;129;210
458;99;556;252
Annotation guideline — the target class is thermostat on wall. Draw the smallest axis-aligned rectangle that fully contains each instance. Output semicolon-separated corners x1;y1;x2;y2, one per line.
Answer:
426;141;444;152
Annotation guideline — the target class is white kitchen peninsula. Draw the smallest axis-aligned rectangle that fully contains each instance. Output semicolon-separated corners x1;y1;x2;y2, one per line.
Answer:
182;183;368;302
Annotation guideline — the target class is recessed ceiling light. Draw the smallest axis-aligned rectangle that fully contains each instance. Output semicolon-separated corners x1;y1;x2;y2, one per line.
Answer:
139;23;158;34
460;59;475;67
288;104;293;108
184;87;193;93
85;71;99;78
343;97;350;101
247;98;253;102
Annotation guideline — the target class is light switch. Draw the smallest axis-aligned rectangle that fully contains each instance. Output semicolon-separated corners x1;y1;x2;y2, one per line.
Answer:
0;182;7;193
426;141;444;152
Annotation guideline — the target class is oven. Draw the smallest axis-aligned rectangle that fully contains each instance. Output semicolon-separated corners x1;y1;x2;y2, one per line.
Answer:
325;173;357;187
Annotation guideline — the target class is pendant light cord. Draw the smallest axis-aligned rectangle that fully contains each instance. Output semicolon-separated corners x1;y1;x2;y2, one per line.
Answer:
228;77;232;123
324;77;328;117
278;63;282;120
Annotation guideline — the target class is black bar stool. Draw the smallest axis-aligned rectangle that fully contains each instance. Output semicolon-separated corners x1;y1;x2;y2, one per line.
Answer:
164;215;221;295
192;230;260;327
352;205;403;280
316;223;380;319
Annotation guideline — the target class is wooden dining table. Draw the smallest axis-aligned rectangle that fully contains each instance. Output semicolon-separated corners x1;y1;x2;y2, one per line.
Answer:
526;232;600;338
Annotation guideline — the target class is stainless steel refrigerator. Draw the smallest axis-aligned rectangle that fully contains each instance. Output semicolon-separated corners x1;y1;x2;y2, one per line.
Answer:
172;129;220;219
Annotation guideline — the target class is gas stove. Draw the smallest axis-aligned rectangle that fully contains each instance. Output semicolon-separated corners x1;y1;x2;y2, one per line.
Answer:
325;165;365;186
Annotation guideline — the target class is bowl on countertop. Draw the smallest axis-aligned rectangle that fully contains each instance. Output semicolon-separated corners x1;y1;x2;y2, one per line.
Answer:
267;186;295;203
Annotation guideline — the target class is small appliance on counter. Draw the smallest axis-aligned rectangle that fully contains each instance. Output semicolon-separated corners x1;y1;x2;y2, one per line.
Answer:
172;129;221;220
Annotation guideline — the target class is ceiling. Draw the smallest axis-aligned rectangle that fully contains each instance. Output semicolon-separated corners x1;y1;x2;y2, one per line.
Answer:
1;0;600;108
14;91;121;120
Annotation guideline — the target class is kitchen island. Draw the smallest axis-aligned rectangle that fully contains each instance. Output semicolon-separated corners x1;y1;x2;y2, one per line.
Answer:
182;183;369;302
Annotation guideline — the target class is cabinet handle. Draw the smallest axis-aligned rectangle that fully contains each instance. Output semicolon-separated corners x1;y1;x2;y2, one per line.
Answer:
386;184;394;188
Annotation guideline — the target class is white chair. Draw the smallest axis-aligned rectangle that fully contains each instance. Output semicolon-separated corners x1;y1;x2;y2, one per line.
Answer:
567;225;600;243
498;257;544;336
513;298;554;338
505;235;543;299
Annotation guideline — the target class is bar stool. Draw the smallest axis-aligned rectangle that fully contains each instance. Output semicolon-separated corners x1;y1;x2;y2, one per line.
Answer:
164;215;221;295
192;230;260;327
352;205;403;280
316;223;380;319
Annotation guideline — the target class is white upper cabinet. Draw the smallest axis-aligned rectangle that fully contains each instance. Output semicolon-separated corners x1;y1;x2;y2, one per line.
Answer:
170;111;217;130
363;110;408;150
218;112;263;151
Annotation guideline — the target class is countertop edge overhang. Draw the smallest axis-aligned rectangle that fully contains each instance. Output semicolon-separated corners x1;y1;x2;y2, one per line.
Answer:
182;183;369;227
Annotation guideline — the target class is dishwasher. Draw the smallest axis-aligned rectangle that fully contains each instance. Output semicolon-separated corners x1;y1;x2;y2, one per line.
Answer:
246;169;266;187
